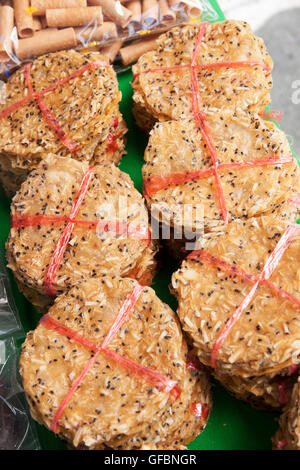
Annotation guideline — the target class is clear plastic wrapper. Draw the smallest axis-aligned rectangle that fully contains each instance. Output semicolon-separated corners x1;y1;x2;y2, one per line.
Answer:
0;247;40;449
0;337;40;449
0;247;23;339
0;0;219;73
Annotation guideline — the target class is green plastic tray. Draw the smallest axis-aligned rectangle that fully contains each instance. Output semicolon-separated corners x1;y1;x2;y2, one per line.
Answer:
0;0;289;450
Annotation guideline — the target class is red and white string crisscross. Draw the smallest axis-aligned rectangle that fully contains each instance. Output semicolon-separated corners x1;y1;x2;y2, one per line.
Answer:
136;22;293;224
40;284;182;433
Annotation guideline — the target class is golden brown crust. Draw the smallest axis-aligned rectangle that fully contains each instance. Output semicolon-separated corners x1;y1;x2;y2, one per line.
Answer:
143;113;300;234
172;205;300;377
214;368;297;411
0;50;126;196
20;277;212;449
132;21;273;124
7;155;156;311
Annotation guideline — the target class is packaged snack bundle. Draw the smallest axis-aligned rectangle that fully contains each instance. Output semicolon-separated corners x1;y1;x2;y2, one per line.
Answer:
172;203;300;409
0;0;218;71
132;21;273;130
20;276;212;449
7;155;158;312
142;111;300;253
0;50;127;197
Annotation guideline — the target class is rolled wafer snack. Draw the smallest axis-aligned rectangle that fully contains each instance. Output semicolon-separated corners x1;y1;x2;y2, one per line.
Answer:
101;40;123;63
89;0;132;28
182;0;202;17
75;22;118;45
168;0;183;10
169;0;201;17
46;6;103;28
142;0;159;26
31;0;87;16
127;0;142;25
32;16;42;31
159;0;176;23
120;35;159;66
15;27;77;60
14;0;34;38
0;5;14;61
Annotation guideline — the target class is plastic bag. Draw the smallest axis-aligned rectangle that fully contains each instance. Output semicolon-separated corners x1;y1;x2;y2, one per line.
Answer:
0;247;40;449
0;337;40;449
0;248;23;339
0;0;219;73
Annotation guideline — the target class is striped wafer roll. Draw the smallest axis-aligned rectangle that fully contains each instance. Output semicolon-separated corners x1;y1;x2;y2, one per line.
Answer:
14;0;35;38
101;40;123;63
142;0;159;26
31;0;87;16
183;0;201;17
127;0;142;24
46;6;103;28
15;28;77;61
75;22;118;44
120;35;159;66
159;0;176;23
0;5;14;61
89;0;132;28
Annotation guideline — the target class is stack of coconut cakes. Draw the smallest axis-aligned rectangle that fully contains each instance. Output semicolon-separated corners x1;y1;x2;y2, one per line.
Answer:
6;155;158;312
0;50;127;197
2;38;212;450
132;21;273;129
132;19;300;416
20;277;212;450
2;18;300;450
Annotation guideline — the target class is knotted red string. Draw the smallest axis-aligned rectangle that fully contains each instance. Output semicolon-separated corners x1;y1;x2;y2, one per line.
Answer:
39;284;181;433
187;224;300;368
